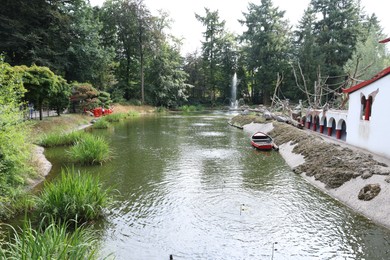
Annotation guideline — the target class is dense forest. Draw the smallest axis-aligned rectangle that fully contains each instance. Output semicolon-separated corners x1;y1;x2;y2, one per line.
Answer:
1;0;389;109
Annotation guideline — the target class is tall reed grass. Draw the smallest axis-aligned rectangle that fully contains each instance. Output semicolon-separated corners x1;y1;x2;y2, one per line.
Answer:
181;105;204;112
0;220;100;259
103;113;127;122
39;131;88;147
36;168;111;225
92;119;110;129
127;111;140;117
67;135;112;165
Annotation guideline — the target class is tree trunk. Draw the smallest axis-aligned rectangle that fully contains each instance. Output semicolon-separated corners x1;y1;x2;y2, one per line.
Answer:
39;101;43;120
140;46;144;104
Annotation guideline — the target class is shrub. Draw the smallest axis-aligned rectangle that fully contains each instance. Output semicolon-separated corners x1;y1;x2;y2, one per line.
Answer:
39;131;88;147
67;135;111;165
181;105;194;112
92;119;110;129
36;168;111;224
196;104;204;111
155;106;167;113
181;105;202;112
128;99;142;106
0;58;32;202
0;220;100;259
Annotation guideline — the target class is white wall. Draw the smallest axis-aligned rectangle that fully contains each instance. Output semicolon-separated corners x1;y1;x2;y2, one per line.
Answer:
346;75;390;158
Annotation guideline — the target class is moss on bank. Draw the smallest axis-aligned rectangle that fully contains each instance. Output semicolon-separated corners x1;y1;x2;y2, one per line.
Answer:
231;115;390;189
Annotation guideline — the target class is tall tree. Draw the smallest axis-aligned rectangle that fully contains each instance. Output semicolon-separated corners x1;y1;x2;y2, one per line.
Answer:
100;0;152;102
293;6;323;100
196;8;226;102
240;0;291;104
217;32;239;103
183;51;207;101
310;0;361;85
63;0;115;90
0;0;71;70
147;39;189;107
344;14;390;84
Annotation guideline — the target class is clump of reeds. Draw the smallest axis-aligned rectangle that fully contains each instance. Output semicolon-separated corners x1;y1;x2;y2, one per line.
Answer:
103;113;127;122
92;119;110;129
127;110;140;117
180;105;204;112
0;220;99;259
36;168;111;225
39;131;88;147
67;135;112;165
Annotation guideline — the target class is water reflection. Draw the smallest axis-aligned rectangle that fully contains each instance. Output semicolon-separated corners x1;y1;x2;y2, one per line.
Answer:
42;112;390;259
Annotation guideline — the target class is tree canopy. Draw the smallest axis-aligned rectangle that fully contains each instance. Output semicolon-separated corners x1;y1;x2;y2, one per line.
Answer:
0;0;389;108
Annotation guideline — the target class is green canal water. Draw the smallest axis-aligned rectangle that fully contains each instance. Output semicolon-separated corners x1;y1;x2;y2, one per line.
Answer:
42;112;390;259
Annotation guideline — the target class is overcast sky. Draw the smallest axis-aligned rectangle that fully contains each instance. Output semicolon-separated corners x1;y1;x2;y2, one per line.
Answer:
90;0;390;55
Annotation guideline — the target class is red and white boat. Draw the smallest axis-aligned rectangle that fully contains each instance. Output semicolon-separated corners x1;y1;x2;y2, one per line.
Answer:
251;132;278;151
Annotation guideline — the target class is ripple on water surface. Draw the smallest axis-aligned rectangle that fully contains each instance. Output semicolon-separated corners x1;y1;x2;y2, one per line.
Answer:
84;114;390;259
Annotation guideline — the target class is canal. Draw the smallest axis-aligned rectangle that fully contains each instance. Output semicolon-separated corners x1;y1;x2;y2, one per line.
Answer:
44;112;390;259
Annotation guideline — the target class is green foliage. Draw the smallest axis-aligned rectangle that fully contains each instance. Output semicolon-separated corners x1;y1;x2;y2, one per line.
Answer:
147;41;189;107
14;64;70;120
344;16;390;83
64;1;116;90
36;168;111;225
155;107;168;113
100;0;152;102
0;220;100;259
128;99;142;106
103;113;127;123
311;0;361;79
0;191;36;220
181;105;196;112
240;0;292;104
70;83;113;112
180;105;204;112
39;131;88;148
195;8;227;102
67;135;112;165
0;59;32;202
1;0;387;107
99;91;112;108
70;82;100;112
127;111;140;117
0;0;115;89
92;119;111;129
48;76;72;116
0;0;69;68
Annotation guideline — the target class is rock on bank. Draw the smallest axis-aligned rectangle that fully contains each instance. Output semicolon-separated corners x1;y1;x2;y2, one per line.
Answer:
239;120;390;229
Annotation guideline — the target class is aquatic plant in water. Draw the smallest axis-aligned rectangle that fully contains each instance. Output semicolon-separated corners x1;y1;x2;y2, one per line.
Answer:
39;131;88;147
67;134;112;165
103;113;127;122
127;110;140;117
0;220;100;259
92;119;110;129
36;168;111;225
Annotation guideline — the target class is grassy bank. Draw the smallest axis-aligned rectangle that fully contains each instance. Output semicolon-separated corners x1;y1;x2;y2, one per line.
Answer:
0;220;100;259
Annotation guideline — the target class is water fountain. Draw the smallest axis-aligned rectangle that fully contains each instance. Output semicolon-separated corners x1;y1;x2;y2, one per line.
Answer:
230;72;238;109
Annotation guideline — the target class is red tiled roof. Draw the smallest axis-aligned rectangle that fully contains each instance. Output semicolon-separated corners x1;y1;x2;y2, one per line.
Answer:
343;66;390;94
379;38;390;43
